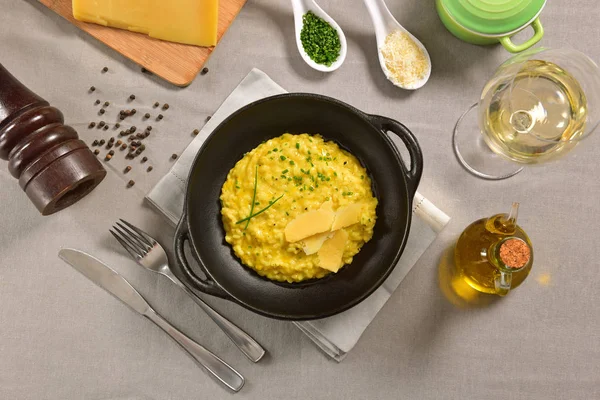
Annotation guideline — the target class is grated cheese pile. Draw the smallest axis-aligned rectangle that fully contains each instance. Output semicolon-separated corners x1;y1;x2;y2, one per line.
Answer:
380;31;429;88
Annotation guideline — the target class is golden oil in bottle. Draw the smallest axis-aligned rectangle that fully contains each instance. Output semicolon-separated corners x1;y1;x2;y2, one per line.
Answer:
454;203;533;295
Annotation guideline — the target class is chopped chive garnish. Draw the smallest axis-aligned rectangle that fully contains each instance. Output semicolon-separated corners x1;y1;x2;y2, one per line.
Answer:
280;155;286;161
289;160;295;165
273;148;278;152
282;169;289;174
296;143;300;149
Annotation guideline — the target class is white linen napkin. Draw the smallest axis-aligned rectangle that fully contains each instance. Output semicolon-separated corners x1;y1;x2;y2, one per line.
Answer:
146;68;450;361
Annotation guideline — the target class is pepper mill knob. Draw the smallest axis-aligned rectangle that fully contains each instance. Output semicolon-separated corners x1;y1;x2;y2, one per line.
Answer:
0;63;106;215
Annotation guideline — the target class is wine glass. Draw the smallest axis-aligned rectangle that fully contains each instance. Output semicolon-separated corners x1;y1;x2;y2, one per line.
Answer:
453;48;600;180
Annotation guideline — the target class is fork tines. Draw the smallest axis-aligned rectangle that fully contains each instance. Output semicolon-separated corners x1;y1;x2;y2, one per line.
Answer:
110;219;156;260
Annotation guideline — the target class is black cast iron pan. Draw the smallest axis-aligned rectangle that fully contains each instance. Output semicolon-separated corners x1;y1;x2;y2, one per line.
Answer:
173;93;423;320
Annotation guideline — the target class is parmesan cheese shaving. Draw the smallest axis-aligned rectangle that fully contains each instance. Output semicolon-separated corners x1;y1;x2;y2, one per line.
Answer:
380;31;428;88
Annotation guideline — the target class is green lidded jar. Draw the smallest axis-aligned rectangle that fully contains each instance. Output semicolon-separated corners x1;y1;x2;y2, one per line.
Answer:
436;0;546;53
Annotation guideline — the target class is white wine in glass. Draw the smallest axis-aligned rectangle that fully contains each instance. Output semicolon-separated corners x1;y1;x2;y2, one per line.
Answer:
454;48;600;180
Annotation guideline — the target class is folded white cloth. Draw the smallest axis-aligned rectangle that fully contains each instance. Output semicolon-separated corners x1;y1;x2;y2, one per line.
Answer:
146;68;450;361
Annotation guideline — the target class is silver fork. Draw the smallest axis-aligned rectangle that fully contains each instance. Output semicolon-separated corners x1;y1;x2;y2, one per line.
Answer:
110;219;266;363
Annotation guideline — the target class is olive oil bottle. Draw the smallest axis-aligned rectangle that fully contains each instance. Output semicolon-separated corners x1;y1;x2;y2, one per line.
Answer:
454;203;533;296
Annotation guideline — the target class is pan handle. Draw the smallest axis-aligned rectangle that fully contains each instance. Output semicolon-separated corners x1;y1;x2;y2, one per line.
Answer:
174;212;229;299
365;114;423;197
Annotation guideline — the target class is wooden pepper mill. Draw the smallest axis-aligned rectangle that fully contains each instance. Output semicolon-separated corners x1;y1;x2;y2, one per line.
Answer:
0;63;106;215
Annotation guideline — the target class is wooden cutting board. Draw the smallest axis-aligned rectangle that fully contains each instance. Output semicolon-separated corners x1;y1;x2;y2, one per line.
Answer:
39;0;247;86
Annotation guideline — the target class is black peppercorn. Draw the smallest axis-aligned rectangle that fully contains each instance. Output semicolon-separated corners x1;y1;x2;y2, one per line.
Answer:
103;125;109;130
99;109;105;115
89;86;96;92
102;67;108;73
206;115;212;122
119;115;125;120
146;126;152;131
136;133;144;139
89;122;96;128
99;139;105;145
129;94;135;100
144;113;150;119
131;109;136;115
144;131;150;138
201;67;209;75
157;114;163;120
162;104;169;110
98;121;105;127
109;150;115;156
171;153;177;160
103;101;109;107
127;180;135;188
120;143;127;150
94;99;100;105
147;166;153;172
141;156;148;163
124;166;132;173
153;102;159;108
115;123;120;128
92;140;99;146
192;129;199;135
93;149;99;155
129;126;137;133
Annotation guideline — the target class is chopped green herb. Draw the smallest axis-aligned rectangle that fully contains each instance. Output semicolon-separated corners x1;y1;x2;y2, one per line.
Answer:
309;186;314;191
325;196;330;201
361;175;365;179
300;12;341;67
282;169;289;174
280;155;286;161
334;171;338;177
289;160;295;165
296;143;300;149
273;148;278;152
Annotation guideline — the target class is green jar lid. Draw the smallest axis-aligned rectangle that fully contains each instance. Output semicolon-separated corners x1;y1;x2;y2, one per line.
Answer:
443;0;546;35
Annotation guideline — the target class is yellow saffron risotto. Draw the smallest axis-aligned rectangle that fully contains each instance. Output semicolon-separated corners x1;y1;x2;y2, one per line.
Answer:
220;133;378;283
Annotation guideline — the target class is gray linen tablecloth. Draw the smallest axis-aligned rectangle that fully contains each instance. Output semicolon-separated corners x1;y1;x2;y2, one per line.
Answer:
1;1;599;399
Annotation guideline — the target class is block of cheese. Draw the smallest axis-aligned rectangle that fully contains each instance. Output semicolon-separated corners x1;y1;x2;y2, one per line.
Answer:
318;230;348;273
72;0;219;47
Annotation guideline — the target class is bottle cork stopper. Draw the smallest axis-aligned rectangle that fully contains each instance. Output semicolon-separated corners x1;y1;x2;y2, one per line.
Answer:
499;239;531;269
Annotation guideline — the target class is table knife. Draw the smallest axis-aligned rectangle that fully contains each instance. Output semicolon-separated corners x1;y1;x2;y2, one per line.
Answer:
58;248;244;392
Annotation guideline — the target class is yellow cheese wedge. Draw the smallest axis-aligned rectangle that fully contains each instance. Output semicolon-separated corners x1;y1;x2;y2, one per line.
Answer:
301;231;332;255
331;203;363;231
285;207;335;243
318;229;348;273
72;0;219;47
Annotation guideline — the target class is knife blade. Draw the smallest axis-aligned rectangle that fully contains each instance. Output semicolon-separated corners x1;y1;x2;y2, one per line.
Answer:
58;248;245;392
59;248;150;314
